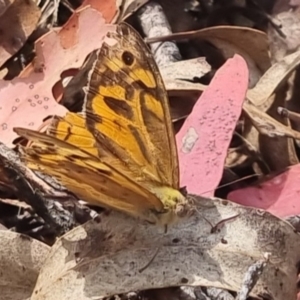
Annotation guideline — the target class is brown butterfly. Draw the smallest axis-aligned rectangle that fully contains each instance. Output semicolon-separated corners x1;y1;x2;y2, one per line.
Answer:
14;23;191;226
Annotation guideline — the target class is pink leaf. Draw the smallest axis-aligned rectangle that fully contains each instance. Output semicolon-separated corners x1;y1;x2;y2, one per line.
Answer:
228;164;300;218
176;54;248;197
0;7;115;147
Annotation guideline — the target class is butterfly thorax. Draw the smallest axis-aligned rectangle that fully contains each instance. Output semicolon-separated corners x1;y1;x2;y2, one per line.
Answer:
150;186;191;225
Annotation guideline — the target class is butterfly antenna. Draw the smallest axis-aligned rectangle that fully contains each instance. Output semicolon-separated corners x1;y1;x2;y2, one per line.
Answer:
138;247;160;273
164;224;168;233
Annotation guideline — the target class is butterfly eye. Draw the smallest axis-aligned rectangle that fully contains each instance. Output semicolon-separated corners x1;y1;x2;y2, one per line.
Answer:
122;51;134;66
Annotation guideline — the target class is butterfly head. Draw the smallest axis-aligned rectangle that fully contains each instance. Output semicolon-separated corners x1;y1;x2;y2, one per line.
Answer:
150;186;193;227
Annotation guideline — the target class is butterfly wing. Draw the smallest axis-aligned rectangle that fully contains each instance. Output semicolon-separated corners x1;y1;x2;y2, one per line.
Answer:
14;127;164;223
48;113;98;156
14;23;188;225
84;23;179;190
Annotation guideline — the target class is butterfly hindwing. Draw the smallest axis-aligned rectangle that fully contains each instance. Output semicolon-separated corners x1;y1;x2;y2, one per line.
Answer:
49;113;98;156
14;127;164;222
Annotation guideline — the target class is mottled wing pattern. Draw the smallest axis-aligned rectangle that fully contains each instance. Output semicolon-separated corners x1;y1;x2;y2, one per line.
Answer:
49;113;98;156
14;127;164;223
84;23;179;189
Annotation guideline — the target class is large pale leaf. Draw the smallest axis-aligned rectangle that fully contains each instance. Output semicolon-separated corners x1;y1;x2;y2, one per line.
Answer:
31;196;300;299
0;0;40;67
0;230;50;300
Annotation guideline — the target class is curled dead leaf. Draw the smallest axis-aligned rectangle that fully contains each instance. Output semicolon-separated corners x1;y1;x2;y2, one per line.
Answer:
247;50;300;106
243;101;300;140
0;0;41;67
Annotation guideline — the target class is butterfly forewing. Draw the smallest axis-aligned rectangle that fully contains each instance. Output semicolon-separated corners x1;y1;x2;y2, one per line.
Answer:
84;23;179;189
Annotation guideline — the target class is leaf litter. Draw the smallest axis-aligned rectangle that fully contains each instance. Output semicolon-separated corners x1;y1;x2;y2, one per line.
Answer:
1;0;300;299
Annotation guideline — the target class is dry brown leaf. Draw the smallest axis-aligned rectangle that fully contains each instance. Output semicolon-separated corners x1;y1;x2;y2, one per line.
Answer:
243;51;300;171
0;231;50;300
147;26;271;87
31;196;300;299
225;146;250;168
247;50;300;106
161;57;210;93
244;104;298;172
244;95;299;172
0;0;41;67
195;27;269;88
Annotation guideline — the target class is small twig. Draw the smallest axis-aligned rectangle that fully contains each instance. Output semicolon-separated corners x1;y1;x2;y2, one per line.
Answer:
51;0;60;26
236;255;269;300
278;106;300;124
206;287;235;300
137;1;182;66
60;0;75;13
